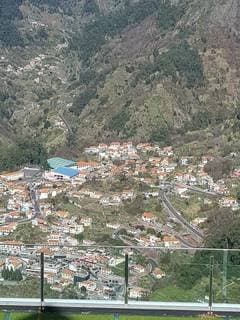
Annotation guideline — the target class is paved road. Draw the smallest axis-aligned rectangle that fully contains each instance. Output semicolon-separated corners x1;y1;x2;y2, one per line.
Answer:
160;191;204;240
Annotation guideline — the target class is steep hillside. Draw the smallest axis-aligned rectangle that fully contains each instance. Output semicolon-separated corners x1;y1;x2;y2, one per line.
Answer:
0;0;240;163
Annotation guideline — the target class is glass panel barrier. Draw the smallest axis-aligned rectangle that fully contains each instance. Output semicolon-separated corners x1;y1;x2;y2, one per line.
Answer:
0;244;41;298
128;248;213;303
223;250;240;304
0;244;240;306
44;246;125;300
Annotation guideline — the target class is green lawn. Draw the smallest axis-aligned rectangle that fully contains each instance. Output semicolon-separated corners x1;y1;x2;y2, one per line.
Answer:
150;286;198;302
0;314;198;320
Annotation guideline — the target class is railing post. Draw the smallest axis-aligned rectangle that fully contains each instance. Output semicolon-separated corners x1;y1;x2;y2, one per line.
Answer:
40;252;44;312
124;253;129;304
222;249;228;303
209;256;214;310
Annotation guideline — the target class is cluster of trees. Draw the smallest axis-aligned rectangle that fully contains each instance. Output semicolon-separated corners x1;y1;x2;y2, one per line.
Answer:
0;138;48;172
150;126;170;145
83;0;99;15
204;157;233;181
2;267;23;281
69;0;188;62
71;0;162;61
108;107;130;134
70;87;97;116
0;90;16;119
139;41;204;88
69;67;110;115
157;0;186;32
0;0;23;46
124;194;145;216
28;0;71;13
161;208;240;293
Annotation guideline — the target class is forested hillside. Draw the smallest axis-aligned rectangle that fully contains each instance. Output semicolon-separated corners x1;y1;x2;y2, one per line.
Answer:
0;0;240;168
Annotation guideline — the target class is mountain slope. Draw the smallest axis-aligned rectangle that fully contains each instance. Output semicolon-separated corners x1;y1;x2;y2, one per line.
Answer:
0;0;240;160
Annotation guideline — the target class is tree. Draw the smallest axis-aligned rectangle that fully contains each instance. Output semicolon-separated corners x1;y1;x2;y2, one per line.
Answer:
83;0;99;15
204;208;240;249
124;194;145;216
0;0;23;47
62;285;78;299
2;267;23;281
75;233;84;243
157;0;186;32
201;208;240;278
0;136;48;172
80;285;87;297
15;269;23;281
236;188;240;204
204;158;233;181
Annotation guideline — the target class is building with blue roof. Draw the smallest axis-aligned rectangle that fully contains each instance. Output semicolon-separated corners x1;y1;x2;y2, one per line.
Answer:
47;157;76;169
52;167;79;180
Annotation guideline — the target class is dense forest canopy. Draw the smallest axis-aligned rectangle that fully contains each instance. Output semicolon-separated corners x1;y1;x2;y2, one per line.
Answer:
70;0;188;61
0;0;23;46
0;138;48;171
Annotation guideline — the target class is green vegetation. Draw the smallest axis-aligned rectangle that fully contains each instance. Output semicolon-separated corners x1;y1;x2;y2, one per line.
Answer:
71;0;158;61
157;0;186;32
204;208;240;250
28;0;75;14
139;41;203;88
237;188;240;204
204;158;233;181
149;209;240;303
150;126;170;145
0;314;198;320
111;261;125;277
0;137;47;171
83;0;100;16
71;0;186;62
70;87;97;116
124;194;145;216
0;0;23;47
9;223;47;244
169;195;205;222
150;285;198;302
108;106;130;134
1;268;23;281
0;278;40;298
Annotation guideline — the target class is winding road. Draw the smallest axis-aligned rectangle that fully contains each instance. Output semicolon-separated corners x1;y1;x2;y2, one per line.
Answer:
160;191;204;240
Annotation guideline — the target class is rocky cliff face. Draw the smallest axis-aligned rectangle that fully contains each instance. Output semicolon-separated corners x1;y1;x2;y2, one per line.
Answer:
0;0;240;157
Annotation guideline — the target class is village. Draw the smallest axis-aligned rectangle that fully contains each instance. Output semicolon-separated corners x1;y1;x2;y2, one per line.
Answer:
0;141;239;299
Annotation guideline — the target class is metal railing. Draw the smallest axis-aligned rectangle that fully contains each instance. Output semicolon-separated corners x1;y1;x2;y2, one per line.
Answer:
0;245;240;315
